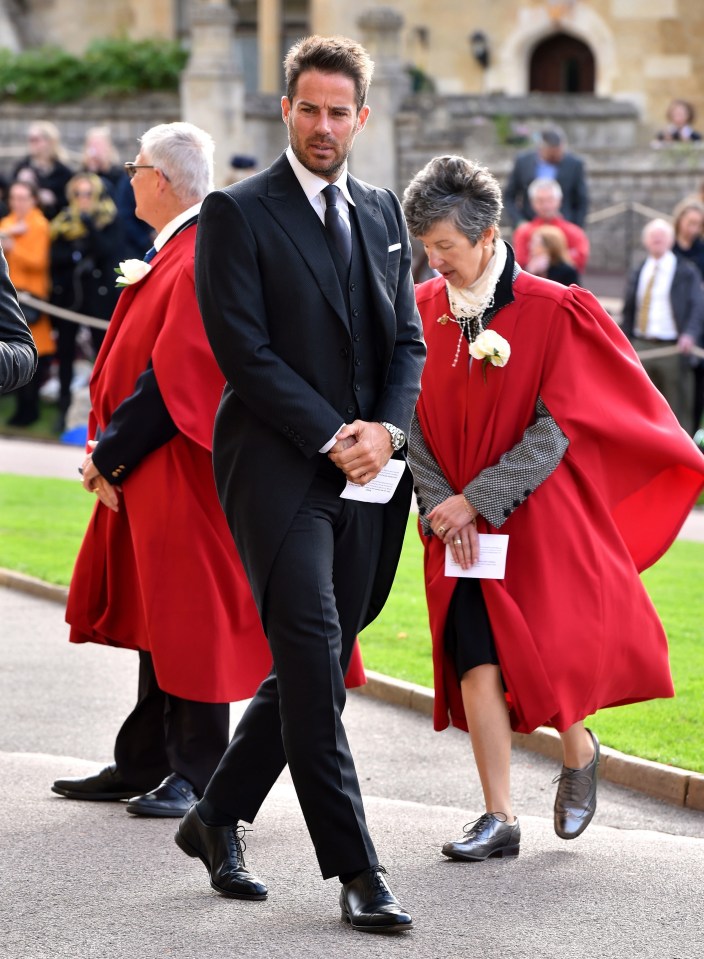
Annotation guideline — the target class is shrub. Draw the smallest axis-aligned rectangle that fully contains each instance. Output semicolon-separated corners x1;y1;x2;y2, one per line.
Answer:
0;38;188;103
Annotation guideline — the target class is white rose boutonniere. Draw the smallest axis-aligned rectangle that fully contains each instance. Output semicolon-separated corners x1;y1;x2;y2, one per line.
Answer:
115;259;152;288
468;329;511;383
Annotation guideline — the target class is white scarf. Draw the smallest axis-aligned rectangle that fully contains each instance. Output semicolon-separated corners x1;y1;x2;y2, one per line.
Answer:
447;238;507;323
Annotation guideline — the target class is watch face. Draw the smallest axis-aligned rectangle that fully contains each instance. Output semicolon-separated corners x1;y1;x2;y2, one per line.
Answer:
394;430;406;449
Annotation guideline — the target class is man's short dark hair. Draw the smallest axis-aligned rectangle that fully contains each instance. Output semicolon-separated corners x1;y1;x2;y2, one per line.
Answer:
283;35;374;114
540;127;566;148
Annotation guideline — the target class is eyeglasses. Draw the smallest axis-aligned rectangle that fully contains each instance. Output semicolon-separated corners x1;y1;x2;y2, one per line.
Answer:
124;162;170;182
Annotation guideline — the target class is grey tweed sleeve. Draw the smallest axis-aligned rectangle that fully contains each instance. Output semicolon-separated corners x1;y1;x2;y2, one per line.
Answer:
464;396;569;528
407;411;456;535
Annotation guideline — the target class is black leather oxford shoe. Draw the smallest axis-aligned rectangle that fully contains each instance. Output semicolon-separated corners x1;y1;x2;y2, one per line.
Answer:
442;812;521;862
553;728;600;840
51;763;149;801
175;803;268;901
126;773;198;818
340;866;413;933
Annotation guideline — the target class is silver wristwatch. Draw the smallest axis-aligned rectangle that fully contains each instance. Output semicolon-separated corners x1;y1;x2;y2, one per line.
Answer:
380;421;406;451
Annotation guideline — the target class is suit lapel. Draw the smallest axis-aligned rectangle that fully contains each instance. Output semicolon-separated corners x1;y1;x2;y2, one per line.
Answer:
259;156;348;327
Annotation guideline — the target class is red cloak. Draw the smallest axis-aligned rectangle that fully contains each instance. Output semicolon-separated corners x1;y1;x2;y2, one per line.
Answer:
65;226;365;700
416;273;704;734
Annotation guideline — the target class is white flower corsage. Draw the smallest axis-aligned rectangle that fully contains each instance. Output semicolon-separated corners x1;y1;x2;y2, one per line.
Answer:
468;329;511;383
115;259;152;287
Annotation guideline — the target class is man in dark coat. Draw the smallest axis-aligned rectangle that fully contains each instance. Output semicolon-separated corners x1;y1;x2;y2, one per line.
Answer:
0;247;37;393
621;217;704;434
176;35;425;934
505;126;589;228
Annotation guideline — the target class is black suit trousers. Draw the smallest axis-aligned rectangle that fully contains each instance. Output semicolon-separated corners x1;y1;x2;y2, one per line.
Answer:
203;466;384;879
114;650;229;796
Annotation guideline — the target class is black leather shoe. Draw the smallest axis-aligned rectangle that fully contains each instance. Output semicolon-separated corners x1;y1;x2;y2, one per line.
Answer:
51;763;148;801
553;728;600;840
175;803;267;901
442;812;520;862
126;773;198;818
340;866;413;933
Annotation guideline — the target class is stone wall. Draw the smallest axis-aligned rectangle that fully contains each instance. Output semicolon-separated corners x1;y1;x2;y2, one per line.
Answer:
0;94;181;176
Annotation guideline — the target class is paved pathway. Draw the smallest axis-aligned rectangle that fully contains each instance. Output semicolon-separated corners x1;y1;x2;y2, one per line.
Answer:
1;586;703;959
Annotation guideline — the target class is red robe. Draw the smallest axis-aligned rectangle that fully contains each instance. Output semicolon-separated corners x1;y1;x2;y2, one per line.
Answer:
416;273;704;734
66;226;365;701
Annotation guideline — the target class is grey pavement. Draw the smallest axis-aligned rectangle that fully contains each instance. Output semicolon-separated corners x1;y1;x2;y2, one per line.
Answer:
2;583;704;959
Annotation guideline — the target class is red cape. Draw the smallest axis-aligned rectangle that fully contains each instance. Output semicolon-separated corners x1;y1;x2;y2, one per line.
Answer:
65;226;366;700
416;273;704;734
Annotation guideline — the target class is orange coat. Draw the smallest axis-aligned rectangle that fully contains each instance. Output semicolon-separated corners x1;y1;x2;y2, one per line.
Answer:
0;207;53;356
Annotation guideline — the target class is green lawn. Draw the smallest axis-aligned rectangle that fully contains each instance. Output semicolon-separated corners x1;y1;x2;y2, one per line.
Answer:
1;473;702;772
359;517;704;774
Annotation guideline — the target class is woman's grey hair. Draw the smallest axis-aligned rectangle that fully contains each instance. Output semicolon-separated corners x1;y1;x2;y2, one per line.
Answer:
139;122;214;204
402;155;503;243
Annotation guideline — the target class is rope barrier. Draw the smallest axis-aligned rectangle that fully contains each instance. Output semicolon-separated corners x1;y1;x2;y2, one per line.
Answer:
636;343;704;362
14;292;704;364
16;291;109;331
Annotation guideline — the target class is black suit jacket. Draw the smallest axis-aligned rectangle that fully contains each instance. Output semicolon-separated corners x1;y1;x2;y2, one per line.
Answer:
504;150;589;227
0;248;37;394
621;255;704;342
196;153;425;621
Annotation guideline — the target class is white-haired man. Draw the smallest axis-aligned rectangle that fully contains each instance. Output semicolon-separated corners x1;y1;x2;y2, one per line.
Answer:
511;177;590;275
622;217;704;434
51;122;271;817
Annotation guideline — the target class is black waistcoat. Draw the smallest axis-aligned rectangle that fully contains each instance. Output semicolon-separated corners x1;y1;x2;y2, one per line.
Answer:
322;208;383;424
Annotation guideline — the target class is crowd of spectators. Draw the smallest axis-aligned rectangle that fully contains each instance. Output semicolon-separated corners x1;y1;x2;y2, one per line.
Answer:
0;121;152;429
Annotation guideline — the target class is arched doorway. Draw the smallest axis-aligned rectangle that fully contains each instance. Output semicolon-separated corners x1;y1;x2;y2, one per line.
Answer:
529;33;595;93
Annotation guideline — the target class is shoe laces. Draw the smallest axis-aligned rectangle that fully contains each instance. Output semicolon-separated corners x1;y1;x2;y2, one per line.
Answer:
369;865;390;895
551;768;592;800
463;812;508;837
229;824;251;866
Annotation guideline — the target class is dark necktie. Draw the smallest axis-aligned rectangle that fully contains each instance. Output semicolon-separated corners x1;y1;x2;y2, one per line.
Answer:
322;184;351;264
143;246;157;264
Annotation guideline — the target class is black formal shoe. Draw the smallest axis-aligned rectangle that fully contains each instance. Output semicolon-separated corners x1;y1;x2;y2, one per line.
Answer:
553;728;600;840
126;773;198;818
51;763;149;801
442;812;521;861
175;803;268;901
340;866;413;933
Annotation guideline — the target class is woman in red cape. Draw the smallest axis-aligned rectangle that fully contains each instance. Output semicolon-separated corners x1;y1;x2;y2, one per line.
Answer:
402;156;704;863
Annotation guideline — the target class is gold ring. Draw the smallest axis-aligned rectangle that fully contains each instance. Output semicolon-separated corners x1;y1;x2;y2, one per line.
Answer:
437;526;446;535
454;538;462;546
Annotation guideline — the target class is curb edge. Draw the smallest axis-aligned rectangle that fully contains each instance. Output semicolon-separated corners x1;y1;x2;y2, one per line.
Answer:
2;569;702;812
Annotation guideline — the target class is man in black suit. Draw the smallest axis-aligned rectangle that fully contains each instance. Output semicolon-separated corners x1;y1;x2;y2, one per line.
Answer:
176;35;425;933
504;126;589;228
0;247;37;394
621;217;704;434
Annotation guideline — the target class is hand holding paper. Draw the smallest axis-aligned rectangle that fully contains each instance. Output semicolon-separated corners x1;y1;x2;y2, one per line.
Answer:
445;534;509;579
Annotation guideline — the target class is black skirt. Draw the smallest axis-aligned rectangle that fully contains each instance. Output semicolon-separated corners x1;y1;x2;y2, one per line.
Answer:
444;578;499;681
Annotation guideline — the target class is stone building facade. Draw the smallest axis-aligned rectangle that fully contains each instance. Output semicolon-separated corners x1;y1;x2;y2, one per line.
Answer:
2;1;703;272
1;0;702;132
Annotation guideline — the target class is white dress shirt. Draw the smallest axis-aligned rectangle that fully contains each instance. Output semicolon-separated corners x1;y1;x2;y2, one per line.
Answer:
152;202;202;252
285;147;350;453
636;251;678;340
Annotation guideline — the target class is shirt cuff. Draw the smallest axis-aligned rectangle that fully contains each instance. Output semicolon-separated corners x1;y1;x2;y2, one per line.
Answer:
319;424;345;454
